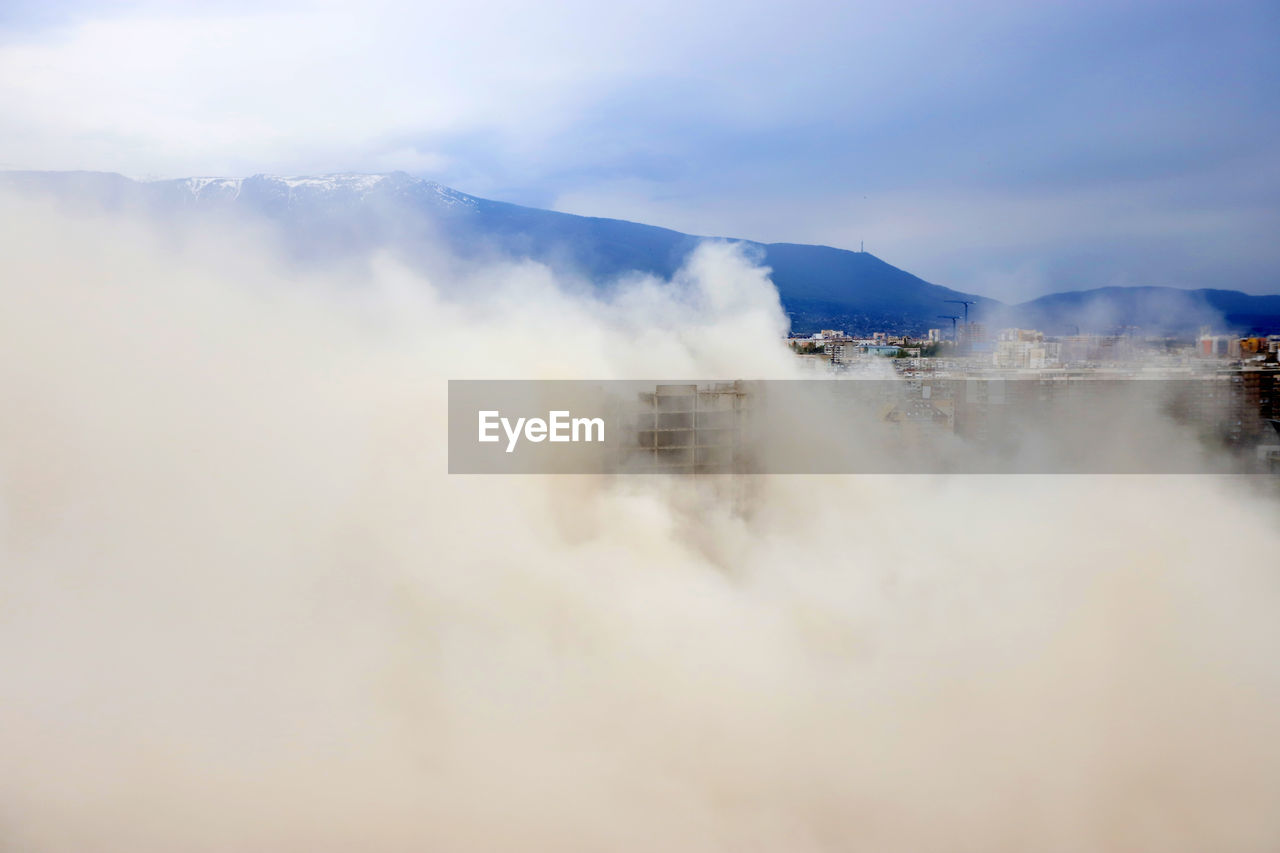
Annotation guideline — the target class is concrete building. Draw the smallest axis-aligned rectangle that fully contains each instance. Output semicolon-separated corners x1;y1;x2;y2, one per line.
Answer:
823;340;850;364
626;382;752;473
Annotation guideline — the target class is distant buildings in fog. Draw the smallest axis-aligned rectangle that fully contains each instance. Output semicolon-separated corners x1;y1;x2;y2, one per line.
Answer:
790;325;1280;374
994;329;1059;369
788;328;920;365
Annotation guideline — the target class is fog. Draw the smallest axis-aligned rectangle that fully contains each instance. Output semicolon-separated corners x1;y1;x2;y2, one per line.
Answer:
2;194;1279;852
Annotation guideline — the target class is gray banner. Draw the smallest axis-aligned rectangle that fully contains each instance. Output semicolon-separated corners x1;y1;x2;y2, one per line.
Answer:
448;379;1280;474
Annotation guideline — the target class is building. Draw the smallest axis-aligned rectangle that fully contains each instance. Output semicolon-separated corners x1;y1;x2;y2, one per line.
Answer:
993;329;1061;369
824;340;850;364
625;382;752;473
958;322;988;345
1198;334;1234;357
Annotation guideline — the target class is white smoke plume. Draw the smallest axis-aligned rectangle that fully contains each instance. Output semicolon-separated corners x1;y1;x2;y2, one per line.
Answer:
2;194;1279;852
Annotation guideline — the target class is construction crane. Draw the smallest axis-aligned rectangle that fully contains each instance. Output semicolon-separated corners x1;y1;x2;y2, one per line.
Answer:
937;315;960;341
945;299;976;324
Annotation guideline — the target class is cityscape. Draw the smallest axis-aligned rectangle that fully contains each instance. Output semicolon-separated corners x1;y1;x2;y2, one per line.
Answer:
3;1;1279;850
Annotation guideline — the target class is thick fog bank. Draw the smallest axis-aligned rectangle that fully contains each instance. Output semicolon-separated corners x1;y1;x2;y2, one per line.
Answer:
2;196;1279;852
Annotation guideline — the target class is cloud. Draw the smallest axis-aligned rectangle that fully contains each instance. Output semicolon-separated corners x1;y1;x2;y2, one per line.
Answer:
1;1;1277;299
2;192;1280;850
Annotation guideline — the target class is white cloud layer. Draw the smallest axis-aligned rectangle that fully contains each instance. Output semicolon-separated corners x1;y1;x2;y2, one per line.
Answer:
2;192;1280;851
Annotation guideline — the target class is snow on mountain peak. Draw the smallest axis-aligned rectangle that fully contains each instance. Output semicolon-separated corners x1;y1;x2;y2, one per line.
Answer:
180;176;243;198
162;172;479;209
276;173;387;192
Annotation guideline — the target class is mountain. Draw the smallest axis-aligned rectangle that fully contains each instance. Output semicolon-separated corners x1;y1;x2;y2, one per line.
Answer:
3;170;1278;336
1009;287;1280;337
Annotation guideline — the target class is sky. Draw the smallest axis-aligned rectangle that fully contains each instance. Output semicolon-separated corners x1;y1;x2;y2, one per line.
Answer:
0;0;1276;302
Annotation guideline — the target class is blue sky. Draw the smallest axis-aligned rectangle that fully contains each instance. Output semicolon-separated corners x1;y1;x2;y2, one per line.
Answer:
1;0;1276;301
